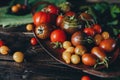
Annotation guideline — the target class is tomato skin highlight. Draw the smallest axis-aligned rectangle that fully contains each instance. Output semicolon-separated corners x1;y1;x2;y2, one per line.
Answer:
50;29;66;43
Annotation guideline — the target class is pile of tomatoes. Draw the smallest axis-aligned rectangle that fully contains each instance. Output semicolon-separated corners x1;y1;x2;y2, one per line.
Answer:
32;2;119;68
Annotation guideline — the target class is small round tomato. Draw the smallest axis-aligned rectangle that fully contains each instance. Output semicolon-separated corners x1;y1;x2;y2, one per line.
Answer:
11;5;19;13
99;38;116;52
84;27;95;36
63;41;72;49
13;51;24;63
26;24;33;31
71;54;80;64
92;24;102;34
74;45;87;56
79;12;93;21
71;31;85;46
0;45;10;55
81;75;91;80
33;11;51;26
56;14;64;27
46;5;59;15
65;11;75;17
0;40;4;47
94;34;103;45
50;29;66;43
35;23;53;39
102;31;110;39
30;37;37;46
82;53;97;66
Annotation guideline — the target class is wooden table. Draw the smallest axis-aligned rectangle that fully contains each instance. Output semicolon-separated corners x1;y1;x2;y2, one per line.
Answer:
0;26;120;80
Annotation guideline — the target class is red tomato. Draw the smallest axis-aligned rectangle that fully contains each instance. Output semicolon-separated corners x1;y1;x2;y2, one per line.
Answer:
50;29;66;42
0;40;4;47
84;27;95;36
56;15;64;27
65;11;75;17
33;11;51;26
92;24;102;34
81;75;91;80
30;37;37;45
46;5;59;15
82;53;97;66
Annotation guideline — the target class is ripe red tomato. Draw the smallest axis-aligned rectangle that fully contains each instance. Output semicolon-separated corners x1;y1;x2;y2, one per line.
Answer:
65;11;75;17
46;5;59;15
33;11;51;26
84;27;95;36
50;29;66;42
0;40;4;47
56;15;64;27
99;38;116;52
30;37;37;45
82;53;97;66
92;24;102;34
81;75;91;80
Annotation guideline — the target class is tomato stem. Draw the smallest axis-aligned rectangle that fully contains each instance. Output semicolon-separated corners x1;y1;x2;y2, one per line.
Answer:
51;42;62;49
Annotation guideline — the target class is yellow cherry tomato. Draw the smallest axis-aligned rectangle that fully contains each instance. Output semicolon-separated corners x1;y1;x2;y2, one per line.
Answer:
0;45;10;55
13;51;24;63
11;5;19;13
26;24;34;31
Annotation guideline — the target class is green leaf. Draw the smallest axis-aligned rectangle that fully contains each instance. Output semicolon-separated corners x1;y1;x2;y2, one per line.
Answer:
110;5;120;18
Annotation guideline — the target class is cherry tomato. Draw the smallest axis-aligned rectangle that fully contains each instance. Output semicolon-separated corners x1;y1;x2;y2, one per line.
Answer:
91;47;108;68
50;29;66;43
91;47;106;61
84;27;95;36
74;45;87;56
102;31;110;39
30;37;37;46
79;12;93;21
81;75;91;80
0;45;10;55
82;53;97;66
71;54;80;64
13;51;24;63
65;11;75;17
94;34;103;45
71;31;85;46
0;40;4;47
63;41;72;49
99;38;116;52
56;14;64;27
92;24;102;34
26;24;33;31
62;51;71;64
33;11;51;26
46;5;59;15
35;23;53;39
11;5;19;13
